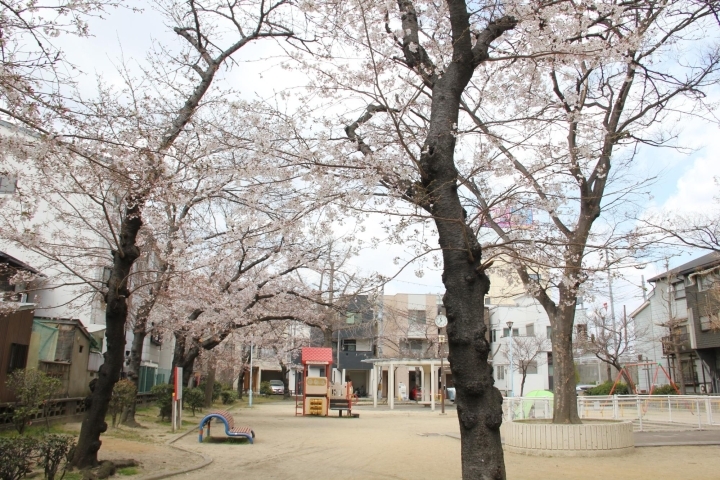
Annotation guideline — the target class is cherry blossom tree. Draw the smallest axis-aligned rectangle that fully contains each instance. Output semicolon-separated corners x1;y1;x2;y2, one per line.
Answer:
577;307;647;389
1;0;315;467
272;1;720;475
459;0;720;424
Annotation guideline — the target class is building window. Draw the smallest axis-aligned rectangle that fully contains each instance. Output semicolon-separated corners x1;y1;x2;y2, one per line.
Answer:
525;362;538;375
346;313;356;324
497;365;505;380
8;343;28;372
55;328;74;362
408;310;427;325
526;324;535;337
503;328;519;337
674;282;686;299
342;340;356;352
491;330;497;342
485;297;492;305
546;326;553;338
408;339;423;351
700;316;712;332
698;274;718;292
576;324;588;340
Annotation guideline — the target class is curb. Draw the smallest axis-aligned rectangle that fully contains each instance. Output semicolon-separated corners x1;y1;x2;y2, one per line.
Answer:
135;421;212;480
635;441;720;447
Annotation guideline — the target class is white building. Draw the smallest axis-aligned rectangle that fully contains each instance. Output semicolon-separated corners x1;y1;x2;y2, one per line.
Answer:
1;119;174;391
489;295;553;396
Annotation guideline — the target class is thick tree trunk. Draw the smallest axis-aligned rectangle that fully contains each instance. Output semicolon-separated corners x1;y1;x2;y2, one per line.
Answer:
322;328;332;348
71;208;143;468
520;373;527;397
121;318;147;427
170;330;187;385
387;4;514;477
280;362;290;400
204;356;216;407
551;303;580;424
426;56;504;480
237;369;245;400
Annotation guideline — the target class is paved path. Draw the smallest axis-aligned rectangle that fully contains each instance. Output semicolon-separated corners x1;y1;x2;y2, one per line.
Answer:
634;429;720;446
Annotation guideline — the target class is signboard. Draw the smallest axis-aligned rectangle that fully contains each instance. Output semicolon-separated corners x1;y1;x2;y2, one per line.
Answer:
172;367;183;432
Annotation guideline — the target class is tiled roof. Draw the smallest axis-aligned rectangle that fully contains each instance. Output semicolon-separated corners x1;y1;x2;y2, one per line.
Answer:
301;347;333;364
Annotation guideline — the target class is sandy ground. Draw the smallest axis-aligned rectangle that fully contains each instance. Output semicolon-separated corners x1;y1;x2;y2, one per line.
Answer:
170;401;720;480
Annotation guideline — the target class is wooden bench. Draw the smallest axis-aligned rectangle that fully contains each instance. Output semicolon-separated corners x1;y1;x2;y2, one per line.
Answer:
329;398;359;418
198;410;255;443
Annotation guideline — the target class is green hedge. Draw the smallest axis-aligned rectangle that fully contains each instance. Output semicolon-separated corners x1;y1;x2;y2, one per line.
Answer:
585;381;630;396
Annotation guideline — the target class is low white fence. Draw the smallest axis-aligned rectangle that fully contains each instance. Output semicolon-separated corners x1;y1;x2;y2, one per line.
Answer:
503;395;720;431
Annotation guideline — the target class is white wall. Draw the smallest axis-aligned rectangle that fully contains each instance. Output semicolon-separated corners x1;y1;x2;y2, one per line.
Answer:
489;295;552;396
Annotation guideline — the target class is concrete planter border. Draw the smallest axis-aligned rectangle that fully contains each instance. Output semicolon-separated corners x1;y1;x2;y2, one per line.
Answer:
501;419;634;457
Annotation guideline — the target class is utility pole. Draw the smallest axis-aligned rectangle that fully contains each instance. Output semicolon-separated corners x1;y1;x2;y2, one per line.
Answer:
640;275;647;301
249;339;254;407
606;248;616;341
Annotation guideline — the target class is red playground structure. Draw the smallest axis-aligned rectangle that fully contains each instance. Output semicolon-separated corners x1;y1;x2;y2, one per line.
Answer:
609;362;681;395
295;347;358;418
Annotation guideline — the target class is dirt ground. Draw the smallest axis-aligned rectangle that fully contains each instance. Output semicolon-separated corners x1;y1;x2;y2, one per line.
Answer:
170;401;720;480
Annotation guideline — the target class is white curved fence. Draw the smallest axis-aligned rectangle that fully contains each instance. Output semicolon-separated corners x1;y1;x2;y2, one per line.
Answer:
503;395;720;431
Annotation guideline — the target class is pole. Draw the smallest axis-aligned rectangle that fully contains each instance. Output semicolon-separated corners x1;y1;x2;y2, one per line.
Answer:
508;336;514;397
607;249;617;351
641;275;647;301
441;357;445;414
249;340;254;407
440;334;446;414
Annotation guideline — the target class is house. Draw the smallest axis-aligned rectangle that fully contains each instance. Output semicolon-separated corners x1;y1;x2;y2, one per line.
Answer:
631;253;720;393
1;120;179;390
333;295;376;396
489;295;553;396
0;252;40;403
488;294;600;394
28;317;99;398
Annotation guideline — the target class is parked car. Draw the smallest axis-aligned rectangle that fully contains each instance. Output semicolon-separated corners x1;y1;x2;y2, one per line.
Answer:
576;384;594;395
269;380;285;395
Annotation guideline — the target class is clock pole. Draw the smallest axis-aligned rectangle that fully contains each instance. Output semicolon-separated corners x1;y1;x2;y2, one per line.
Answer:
435;314;448;415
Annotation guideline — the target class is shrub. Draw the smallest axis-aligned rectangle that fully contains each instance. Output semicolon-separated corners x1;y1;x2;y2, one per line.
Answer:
184;388;205;416
0;436;38;480
197;381;223;402
109;379;137;427
38;434;76;480
652;384;679;395
220;390;237;405
5;369;62;434
151;384;174;422
260;381;273;396
586;381;630;396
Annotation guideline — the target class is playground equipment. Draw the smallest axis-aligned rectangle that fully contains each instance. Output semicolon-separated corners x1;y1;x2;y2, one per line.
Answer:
609;362;680;395
295;347;358;418
198;410;255;443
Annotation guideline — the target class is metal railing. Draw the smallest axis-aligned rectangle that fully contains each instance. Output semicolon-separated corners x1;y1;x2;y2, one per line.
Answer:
503;395;720;431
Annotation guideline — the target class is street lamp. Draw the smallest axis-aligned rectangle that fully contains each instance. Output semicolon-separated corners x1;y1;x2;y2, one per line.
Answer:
506;321;514;397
